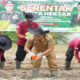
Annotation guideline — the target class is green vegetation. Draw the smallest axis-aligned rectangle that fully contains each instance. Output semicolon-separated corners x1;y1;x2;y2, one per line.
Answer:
50;32;71;44
2;32;17;43
55;45;68;51
1;32;71;45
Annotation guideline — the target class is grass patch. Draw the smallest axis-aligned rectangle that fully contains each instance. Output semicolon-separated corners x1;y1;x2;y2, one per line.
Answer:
55;45;68;50
11;43;68;51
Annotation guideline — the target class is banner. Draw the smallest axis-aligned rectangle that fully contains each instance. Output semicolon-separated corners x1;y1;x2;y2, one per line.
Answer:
0;0;80;32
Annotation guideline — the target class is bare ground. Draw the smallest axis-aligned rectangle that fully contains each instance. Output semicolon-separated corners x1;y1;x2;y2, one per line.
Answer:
0;45;80;80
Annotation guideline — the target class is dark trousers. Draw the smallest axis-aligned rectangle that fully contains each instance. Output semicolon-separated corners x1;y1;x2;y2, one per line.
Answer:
15;45;27;62
66;47;74;61
1;55;5;62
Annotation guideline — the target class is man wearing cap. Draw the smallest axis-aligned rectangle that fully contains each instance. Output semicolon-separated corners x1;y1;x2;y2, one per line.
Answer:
15;12;39;69
65;38;80;70
0;35;12;69
0;0;22;25
71;2;80;27
24;27;58;78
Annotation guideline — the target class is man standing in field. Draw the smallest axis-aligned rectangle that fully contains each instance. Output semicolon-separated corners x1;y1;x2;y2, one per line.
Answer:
15;12;39;69
65;38;80;70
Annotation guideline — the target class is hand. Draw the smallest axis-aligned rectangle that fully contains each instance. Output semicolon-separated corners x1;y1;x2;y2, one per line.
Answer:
36;52;44;60
23;36;28;40
25;36;29;40
29;52;35;57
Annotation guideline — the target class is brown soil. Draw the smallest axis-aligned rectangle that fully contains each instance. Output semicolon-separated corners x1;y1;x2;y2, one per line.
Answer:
0;46;80;80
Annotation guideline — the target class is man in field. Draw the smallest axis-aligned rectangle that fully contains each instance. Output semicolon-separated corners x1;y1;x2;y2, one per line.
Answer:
65;38;80;70
24;27;58;78
15;12;39;69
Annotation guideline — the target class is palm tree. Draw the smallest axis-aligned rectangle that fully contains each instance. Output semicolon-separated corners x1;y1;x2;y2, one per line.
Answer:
50;32;72;44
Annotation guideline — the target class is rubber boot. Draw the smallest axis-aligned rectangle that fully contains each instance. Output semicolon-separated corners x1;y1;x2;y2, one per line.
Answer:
32;68;39;78
0;61;5;69
16;61;21;69
50;70;58;78
65;61;71;70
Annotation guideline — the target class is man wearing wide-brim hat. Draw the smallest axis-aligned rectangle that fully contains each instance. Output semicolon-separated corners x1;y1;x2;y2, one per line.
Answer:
0;35;12;69
16;12;39;69
24;27;58;78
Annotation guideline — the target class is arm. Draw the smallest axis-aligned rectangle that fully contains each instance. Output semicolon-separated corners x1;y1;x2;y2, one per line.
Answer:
24;39;35;57
16;23;26;39
24;45;31;53
74;49;78;56
16;29;26;39
24;39;33;52
74;40;80;60
74;50;76;56
74;49;80;62
74;49;78;60
24;45;35;57
43;37;54;55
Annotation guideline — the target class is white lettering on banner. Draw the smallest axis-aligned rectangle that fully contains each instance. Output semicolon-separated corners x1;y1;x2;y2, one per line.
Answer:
43;12;71;16
20;5;73;12
59;6;65;11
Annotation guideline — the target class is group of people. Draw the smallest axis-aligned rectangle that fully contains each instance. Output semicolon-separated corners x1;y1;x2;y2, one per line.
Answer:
0;12;58;79
15;12;58;78
0;11;80;79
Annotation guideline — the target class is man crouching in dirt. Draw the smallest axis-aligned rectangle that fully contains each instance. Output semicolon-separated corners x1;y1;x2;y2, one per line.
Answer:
24;27;58;78
65;38;80;70
0;35;12;69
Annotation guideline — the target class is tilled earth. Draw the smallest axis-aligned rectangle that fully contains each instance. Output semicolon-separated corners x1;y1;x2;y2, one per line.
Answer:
0;45;80;80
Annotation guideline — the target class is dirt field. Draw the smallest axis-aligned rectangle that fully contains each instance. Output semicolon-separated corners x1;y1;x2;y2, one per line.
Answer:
0;44;80;80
